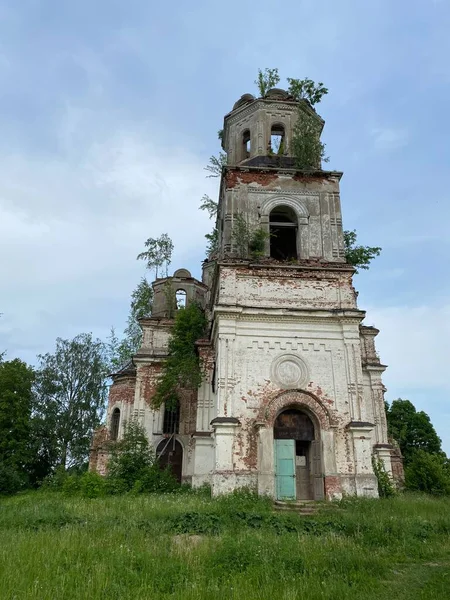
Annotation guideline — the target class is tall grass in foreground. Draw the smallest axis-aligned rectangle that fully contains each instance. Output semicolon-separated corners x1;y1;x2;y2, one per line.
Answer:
0;491;449;600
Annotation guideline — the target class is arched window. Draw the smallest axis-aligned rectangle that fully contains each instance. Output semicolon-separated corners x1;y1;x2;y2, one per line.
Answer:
176;289;187;309
163;403;180;434
270;124;285;155
269;206;298;260
110;408;120;441
242;130;251;159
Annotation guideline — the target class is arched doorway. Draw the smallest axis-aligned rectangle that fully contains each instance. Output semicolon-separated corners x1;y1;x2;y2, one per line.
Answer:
274;408;323;500
156;438;183;483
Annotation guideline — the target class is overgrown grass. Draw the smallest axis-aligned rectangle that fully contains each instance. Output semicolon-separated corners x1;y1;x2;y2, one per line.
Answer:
0;491;449;599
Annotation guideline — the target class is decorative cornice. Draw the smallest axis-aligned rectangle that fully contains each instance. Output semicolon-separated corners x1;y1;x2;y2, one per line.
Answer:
224;164;343;180
347;421;374;430
210;417;241;427
212;307;366;324
224;99;300;126
133;354;168;363
246;188;319;197
216;260;354;273
362;362;387;372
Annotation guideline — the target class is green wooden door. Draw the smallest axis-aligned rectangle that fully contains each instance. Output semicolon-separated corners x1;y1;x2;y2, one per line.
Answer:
275;439;296;500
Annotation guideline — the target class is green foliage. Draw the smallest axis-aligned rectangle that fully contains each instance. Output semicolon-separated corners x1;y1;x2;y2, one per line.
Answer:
254;68;280;97
372;456;397;498
107;420;155;491
33;333;108;472
153;303;207;410
136;233;173;278
386;399;442;465
344;230;382;273
248;227;270;258
108;277;154;371
232;213;269;259
405;450;450;495
217;129;223;142
79;471;107;498
287;78;328;105
200;194;220;258
60;473;81;495
2;492;450;598
205;227;219;256
106;421;179;494
170;511;221;534
131;466;179;494
291;108;328;169
254;70;328;105
232;213;251;258
199;194;218;219
39;465;69;491
109;232;170;371
204;152;227;178
0;359;35;475
0;461;24;495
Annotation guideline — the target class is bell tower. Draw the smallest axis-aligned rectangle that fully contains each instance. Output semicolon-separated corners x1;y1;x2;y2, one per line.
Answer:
203;88;391;499
216;89;345;263
223;88;323;165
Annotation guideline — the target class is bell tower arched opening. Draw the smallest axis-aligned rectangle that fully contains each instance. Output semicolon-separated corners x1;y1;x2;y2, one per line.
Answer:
274;408;323;500
242;129;251;160
176;289;187;309
270;123;285;155
269;206;298;261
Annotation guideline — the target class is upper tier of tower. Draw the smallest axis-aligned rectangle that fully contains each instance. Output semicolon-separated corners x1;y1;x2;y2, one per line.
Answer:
222;88;324;168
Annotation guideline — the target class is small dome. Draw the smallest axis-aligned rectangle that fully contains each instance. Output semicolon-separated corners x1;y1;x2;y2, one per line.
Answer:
232;93;255;111
173;268;192;279
265;88;292;100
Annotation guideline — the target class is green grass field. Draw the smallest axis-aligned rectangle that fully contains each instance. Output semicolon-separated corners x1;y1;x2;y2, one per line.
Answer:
0;490;449;600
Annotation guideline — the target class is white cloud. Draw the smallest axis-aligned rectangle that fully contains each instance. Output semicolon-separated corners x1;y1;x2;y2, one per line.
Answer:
364;302;450;452
0;118;218;363
370;127;409;151
365;302;450;390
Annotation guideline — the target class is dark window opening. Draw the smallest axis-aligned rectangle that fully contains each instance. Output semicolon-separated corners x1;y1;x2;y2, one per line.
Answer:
296;440;310;456
163;404;180;434
270;124;285;155
211;361;216;393
274;409;315;441
269;206;298;261
176;289;187;309
111;408;120;441
242;130;251;159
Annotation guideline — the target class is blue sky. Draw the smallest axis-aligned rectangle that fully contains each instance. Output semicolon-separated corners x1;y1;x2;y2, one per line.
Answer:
0;0;449;452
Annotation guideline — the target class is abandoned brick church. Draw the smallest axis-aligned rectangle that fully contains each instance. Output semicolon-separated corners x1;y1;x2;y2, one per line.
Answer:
90;88;399;500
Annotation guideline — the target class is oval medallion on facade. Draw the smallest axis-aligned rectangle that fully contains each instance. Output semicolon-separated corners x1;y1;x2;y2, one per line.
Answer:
271;354;309;389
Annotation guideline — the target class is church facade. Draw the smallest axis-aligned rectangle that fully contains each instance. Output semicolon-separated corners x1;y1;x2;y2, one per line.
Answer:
90;88;395;500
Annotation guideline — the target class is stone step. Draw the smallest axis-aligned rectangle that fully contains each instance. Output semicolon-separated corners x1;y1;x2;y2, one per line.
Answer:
273;500;319;515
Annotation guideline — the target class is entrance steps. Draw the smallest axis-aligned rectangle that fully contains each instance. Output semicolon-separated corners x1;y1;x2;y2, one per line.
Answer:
273;500;318;515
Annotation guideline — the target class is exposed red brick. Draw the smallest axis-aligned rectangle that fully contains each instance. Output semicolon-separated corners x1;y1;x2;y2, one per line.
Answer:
324;475;342;499
225;170;278;189
109;376;135;405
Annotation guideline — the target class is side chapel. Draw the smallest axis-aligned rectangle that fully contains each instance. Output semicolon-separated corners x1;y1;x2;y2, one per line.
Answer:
90;88;397;500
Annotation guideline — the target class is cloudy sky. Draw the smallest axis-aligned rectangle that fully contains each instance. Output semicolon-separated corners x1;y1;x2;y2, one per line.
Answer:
0;0;449;452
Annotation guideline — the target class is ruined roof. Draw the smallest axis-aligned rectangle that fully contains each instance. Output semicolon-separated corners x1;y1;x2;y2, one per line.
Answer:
111;360;136;379
232;88;295;111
